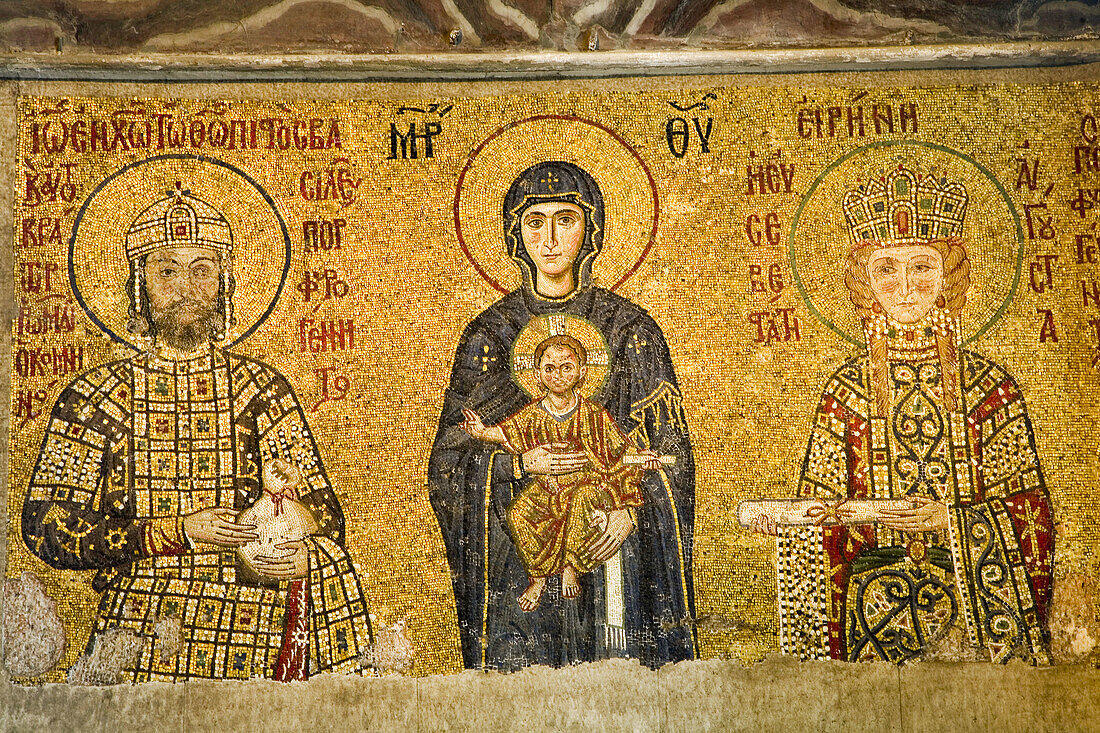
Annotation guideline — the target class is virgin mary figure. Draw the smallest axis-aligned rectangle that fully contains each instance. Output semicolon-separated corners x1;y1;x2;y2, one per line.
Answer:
429;161;696;670
753;166;1054;664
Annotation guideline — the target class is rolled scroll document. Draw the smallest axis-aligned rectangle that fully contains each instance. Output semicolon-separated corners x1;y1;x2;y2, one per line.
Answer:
621;454;677;466
736;497;920;528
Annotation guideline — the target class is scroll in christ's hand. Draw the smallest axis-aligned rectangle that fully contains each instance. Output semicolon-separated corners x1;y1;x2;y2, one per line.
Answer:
621;454;676;466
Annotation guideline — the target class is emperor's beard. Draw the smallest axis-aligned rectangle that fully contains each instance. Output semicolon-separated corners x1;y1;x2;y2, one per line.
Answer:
152;301;222;351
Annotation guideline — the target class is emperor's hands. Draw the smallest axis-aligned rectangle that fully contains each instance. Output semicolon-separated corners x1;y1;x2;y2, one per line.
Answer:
253;539;309;580
183;508;258;547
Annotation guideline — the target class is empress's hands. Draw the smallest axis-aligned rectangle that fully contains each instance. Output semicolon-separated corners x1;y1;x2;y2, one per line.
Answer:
877;496;950;533
253;539;309;580
183;508;258;547
522;443;589;475
749;513;779;536
586;508;635;562
745;497;949;536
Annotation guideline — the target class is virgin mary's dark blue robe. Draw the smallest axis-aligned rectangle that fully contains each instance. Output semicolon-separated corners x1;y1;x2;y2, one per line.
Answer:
428;284;696;670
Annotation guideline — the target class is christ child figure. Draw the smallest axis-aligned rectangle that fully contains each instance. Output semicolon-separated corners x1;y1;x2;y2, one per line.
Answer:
462;334;663;611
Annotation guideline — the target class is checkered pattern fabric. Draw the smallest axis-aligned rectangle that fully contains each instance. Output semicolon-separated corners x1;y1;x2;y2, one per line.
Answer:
24;346;371;681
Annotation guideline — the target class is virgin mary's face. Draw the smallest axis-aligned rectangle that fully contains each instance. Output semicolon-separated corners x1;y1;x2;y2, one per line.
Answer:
521;202;585;279
866;245;944;324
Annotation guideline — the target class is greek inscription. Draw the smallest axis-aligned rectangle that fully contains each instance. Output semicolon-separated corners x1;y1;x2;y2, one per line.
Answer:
797;101;917;139
302;219;346;251
388;122;442;160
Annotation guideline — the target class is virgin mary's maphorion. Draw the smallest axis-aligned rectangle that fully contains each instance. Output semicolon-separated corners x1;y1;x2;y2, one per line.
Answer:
429;161;697;669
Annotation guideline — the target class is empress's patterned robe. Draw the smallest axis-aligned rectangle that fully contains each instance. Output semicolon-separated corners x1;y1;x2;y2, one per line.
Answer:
781;345;1053;664
23;345;372;681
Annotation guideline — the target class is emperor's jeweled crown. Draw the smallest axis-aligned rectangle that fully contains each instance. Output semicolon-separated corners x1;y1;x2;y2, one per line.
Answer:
125;183;232;261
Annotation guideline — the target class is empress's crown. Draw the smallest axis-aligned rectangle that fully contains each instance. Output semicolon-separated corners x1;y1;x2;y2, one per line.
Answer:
843;165;967;248
125;182;232;261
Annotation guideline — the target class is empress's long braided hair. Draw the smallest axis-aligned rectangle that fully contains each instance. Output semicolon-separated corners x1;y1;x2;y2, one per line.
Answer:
844;237;971;417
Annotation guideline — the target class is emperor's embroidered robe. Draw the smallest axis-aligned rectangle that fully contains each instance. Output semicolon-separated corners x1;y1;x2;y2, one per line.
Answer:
23;345;372;681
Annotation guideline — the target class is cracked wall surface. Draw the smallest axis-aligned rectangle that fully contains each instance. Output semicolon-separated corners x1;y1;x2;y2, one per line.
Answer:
3;1;1100;54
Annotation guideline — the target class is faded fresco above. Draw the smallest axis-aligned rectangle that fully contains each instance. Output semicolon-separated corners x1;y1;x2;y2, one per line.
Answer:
6;83;1100;682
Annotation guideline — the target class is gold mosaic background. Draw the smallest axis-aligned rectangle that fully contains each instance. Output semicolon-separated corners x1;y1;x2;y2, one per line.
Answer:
8;85;1100;679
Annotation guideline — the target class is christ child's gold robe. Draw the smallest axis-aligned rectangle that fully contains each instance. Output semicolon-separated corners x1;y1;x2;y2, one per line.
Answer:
500;396;644;577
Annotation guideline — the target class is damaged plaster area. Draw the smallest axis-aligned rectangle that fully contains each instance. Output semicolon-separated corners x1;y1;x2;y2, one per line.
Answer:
2;572;65;677
360;615;415;675
14;569;1099;681
1050;571;1100;664
1;574;419;681
0;570;1098;730
1;656;1100;731
66;629;142;685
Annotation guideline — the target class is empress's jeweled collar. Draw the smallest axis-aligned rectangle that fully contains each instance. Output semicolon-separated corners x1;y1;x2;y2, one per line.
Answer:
864;309;956;360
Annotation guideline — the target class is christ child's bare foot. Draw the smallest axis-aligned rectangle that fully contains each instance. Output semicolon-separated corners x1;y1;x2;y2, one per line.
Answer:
561;565;580;599
518;576;547;612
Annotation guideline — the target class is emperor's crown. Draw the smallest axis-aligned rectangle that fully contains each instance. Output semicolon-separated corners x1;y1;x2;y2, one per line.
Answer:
126;183;232;261
843;165;967;248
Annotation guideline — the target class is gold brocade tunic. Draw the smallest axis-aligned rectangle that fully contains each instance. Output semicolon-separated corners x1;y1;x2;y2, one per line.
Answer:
501;396;644;577
24;345;371;681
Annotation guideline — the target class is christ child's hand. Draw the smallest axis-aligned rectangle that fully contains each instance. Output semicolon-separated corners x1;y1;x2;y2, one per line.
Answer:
636;449;662;471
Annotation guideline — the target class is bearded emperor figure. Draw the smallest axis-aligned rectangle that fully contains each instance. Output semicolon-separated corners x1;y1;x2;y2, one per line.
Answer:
22;186;372;681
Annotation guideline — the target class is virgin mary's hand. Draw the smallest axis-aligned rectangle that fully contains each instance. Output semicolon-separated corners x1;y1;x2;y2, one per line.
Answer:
586;509;635;562
877;496;950;533
522;443;589;475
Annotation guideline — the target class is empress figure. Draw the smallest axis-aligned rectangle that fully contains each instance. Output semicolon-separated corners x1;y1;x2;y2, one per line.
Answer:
23;188;372;681
754;167;1053;664
429;161;696;669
